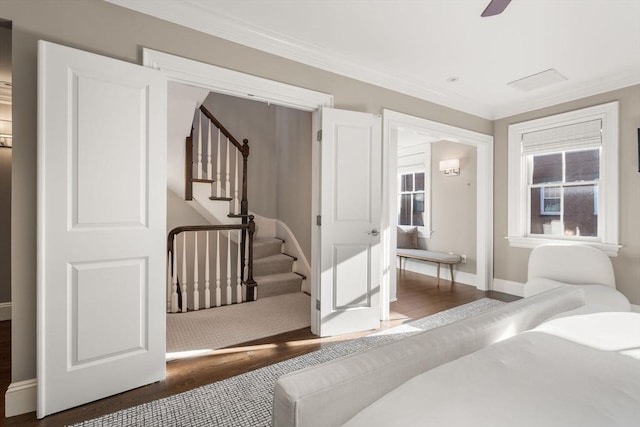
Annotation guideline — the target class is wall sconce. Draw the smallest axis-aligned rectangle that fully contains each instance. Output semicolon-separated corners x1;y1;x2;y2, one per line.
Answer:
0;120;11;148
439;158;460;176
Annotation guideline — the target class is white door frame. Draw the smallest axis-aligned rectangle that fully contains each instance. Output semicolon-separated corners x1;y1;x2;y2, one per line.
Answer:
382;110;494;319
142;49;334;332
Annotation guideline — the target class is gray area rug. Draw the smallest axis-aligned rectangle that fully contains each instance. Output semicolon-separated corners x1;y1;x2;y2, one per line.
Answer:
167;292;311;359
72;298;505;427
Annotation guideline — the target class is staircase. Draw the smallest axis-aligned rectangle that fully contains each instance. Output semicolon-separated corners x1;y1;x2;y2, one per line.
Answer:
168;104;307;313
253;237;305;298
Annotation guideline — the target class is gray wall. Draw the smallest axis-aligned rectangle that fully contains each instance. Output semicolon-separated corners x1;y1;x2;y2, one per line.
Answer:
2;0;490;385
494;84;640;305
427;141;477;274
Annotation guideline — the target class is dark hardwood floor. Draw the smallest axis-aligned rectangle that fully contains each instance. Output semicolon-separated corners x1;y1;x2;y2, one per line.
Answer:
1;270;517;426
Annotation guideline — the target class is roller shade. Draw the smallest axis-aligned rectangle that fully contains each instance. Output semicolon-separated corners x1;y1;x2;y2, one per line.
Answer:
522;119;602;155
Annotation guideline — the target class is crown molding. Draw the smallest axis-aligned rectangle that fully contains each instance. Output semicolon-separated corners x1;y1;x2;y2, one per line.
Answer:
107;0;640;121
106;0;494;118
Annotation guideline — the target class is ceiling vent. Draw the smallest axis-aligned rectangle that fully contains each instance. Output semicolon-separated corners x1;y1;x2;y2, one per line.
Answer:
507;68;568;92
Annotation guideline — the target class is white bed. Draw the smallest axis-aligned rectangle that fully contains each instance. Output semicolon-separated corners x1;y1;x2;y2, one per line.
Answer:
343;311;640;427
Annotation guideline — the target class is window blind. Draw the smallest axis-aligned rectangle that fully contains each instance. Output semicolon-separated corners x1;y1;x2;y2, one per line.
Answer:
522;119;602;155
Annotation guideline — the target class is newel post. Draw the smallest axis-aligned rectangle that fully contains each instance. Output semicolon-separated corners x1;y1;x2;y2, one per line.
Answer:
244;215;257;301
240;138;250;282
185;130;194;201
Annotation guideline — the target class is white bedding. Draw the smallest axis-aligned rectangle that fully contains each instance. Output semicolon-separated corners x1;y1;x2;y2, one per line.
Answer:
343;312;640;427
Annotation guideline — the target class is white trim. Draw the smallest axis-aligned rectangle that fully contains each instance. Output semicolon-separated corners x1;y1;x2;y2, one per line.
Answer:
507;101;620;255
109;1;640;120
0;302;10;321
141;49;333;334
506;236;621;257
383;110;494;307
142;49;333;111
110;0;493;119
492;279;526;298
5;379;37;417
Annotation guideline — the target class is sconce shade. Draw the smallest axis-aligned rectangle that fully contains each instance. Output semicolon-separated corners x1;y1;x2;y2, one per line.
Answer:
439;158;460;176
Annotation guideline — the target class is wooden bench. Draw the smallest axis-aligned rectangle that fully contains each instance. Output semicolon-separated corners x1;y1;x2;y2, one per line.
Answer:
397;248;462;286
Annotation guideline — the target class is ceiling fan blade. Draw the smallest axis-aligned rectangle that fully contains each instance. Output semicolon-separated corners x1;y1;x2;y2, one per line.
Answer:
481;0;512;17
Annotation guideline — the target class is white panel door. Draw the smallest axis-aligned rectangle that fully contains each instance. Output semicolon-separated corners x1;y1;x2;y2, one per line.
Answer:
37;41;167;417
317;108;382;336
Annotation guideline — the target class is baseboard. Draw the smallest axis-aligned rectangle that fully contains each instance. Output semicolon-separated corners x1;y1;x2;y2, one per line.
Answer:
631;304;640;313
399;258;477;287
0;302;10;321
5;378;37;417
492;279;525;297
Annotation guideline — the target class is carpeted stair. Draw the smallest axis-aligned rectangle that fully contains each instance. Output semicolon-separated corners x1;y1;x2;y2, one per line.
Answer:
253;237;305;298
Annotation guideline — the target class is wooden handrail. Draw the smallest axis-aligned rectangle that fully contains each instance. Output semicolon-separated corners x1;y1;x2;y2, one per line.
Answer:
199;105;247;155
167;216;257;309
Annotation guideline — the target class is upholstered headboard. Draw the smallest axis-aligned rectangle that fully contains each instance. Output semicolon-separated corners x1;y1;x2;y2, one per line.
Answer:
527;244;615;288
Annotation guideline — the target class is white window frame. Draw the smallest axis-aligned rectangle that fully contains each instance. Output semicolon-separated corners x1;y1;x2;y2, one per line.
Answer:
397;143;432;237
507;101;620;256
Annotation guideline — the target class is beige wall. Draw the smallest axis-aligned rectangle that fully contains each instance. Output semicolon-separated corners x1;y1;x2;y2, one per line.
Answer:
3;0;491;384
167;189;210;233
202;92;278;218
202;94;312;260
428;141;477;274
494;84;640;304
275;106;312;260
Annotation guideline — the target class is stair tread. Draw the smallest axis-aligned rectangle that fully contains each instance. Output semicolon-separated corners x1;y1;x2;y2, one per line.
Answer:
253;253;293;264
254;237;283;243
254;272;303;282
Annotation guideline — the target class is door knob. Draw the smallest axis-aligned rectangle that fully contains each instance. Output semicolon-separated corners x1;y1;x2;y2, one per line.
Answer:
368;229;380;236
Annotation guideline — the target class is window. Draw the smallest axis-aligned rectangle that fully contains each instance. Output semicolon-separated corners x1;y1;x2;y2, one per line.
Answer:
398;172;425;227
507;102;619;255
397;142;431;235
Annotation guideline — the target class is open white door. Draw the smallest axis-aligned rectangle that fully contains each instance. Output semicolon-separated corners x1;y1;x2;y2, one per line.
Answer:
314;107;382;336
37;41;167;417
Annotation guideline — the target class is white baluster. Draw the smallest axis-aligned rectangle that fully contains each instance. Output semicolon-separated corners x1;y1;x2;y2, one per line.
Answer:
204;231;211;309
197;112;203;179
206;120;213;181
193;232;199;311
234;146;240;214
225;138;231;197
181;233;188;313
171;238;179;313
215;231;221;307
236;229;242;303
216;129;222;197
226;230;232;305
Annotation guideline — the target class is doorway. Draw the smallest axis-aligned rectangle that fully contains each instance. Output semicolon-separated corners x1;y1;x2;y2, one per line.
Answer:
381;110;494;319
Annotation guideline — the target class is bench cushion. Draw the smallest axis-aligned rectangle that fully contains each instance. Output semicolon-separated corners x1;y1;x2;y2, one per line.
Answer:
397;248;461;264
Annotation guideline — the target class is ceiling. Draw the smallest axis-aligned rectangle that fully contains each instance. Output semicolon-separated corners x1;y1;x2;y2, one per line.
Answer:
108;0;640;120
